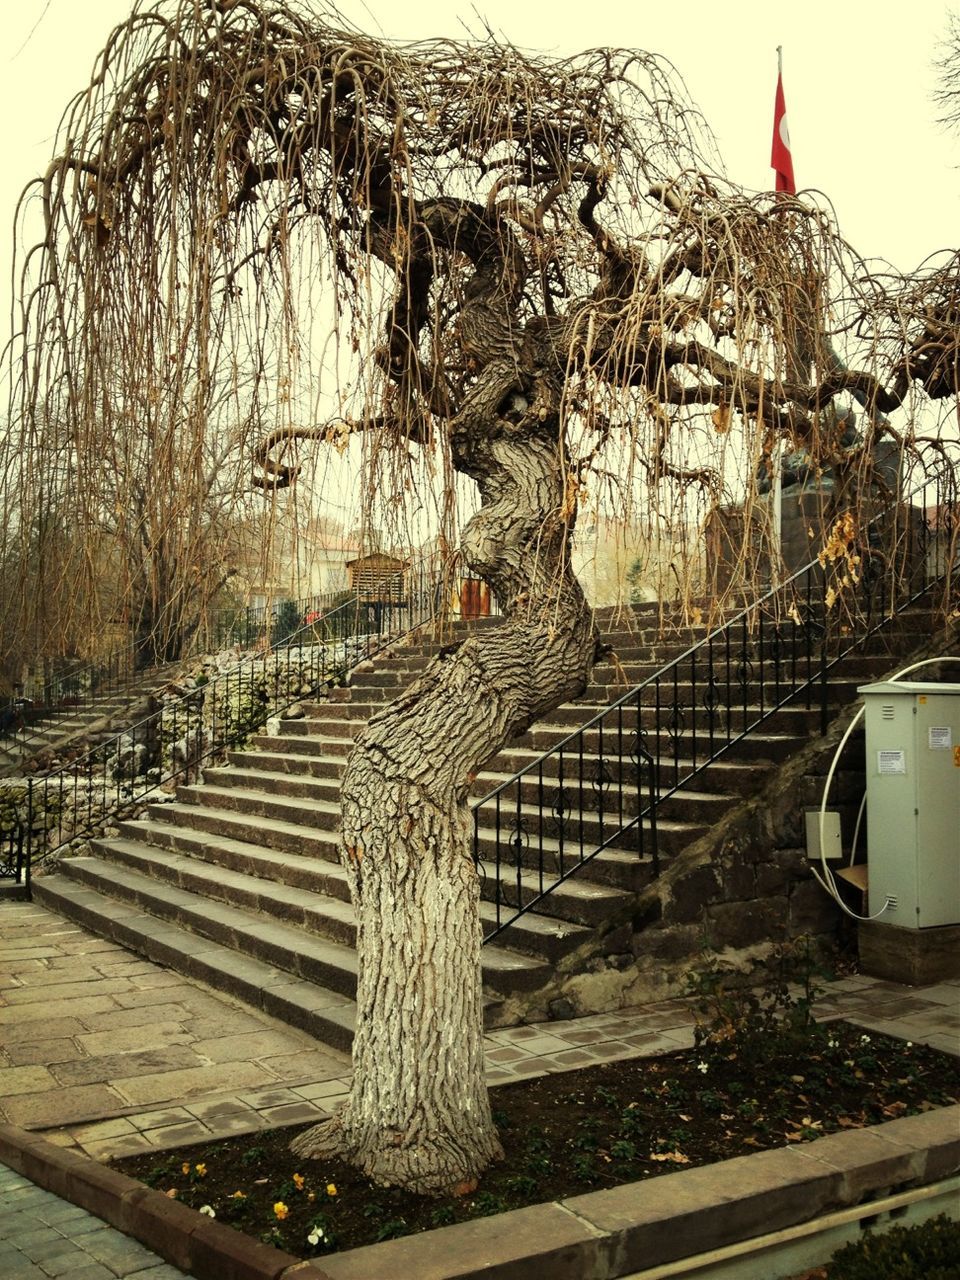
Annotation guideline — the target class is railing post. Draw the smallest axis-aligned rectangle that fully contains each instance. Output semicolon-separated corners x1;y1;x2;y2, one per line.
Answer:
25;779;33;898
819;563;829;736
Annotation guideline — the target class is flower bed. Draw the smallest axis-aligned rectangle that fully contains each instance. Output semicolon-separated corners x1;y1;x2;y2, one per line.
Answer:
111;1019;957;1261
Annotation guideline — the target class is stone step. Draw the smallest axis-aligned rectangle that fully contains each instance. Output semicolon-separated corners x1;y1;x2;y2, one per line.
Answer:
44;849;557;1009
486;746;774;796
285;716;363;740
241;737;776;802
474;789;694;859
119;819;351;899
474;823;660;898
236;732;778;808
99;828;594;963
302;694;826;736
207;752;716;887
474;771;736;825
147;801;342;861
31;872;357;1051
228;748;346;778
176;783;342;832
145;791;636;923
210;757;728;831
201;766;342;803
517;722;804;761
53;854;362;998
250;731;350;758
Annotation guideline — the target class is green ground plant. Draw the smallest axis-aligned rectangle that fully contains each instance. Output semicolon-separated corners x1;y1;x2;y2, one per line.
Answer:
825;1214;960;1279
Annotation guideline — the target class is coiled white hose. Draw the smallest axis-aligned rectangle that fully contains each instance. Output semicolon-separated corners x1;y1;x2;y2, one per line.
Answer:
815;655;960;922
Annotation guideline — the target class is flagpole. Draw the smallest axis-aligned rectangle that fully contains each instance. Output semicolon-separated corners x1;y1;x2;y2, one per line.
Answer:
771;45;784;587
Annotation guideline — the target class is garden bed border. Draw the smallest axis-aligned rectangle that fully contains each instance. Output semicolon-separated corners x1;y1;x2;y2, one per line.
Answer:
2;1104;958;1279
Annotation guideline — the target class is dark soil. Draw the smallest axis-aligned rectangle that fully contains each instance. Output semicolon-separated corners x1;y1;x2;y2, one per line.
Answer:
112;1019;958;1262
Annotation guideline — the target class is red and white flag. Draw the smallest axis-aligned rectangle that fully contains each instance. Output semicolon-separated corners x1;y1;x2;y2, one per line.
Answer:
771;69;795;194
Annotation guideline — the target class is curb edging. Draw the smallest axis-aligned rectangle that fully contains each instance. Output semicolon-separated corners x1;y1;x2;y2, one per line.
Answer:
0;1122;332;1280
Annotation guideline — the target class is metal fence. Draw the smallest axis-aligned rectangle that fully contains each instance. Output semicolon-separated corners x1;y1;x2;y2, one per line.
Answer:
3;552;448;892
0;647;137;756
475;460;960;941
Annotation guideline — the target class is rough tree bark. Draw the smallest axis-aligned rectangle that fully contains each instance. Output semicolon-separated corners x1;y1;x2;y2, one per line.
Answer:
293;352;599;1194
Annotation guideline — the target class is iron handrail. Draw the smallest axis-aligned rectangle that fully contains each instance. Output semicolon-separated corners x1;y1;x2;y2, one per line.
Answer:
0;645;140;754
208;564;501;651
209;586;350;651
8;551;449;885
476;458;959;940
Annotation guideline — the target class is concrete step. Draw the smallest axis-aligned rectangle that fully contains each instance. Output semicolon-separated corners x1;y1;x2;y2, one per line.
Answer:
101;828;593;963
31;872;357;1051
147;801;343;861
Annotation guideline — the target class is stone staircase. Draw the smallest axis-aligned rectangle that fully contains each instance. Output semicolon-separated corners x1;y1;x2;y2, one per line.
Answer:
32;602;941;1048
0;667;179;778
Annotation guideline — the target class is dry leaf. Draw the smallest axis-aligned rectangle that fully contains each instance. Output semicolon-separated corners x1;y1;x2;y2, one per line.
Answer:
711;404;731;434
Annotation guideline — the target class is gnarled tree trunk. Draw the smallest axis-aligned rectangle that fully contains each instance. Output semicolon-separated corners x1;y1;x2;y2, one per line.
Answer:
292;359;598;1193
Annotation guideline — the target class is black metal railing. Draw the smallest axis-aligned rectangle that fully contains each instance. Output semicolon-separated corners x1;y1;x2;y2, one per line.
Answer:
476;459;959;941
0;645;140;760
4;552;448;891
208;588;349;651
208;566;501;651
0;814;29;896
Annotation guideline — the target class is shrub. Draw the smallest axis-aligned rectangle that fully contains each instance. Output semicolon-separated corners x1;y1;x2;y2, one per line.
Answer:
826;1214;960;1279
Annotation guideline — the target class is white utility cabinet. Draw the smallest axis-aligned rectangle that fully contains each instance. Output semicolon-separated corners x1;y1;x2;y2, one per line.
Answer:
859;681;960;928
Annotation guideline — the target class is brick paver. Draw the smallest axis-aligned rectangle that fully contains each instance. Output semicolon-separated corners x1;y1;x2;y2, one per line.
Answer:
2;900;958;1165
0;1162;189;1279
0;899;957;1279
0;903;350;1156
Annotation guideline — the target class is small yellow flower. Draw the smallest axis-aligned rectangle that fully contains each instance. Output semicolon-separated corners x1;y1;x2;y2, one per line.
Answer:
292;1173;305;1191
181;1163;191;1176
195;1163;207;1177
326;1183;338;1198
231;1191;246;1200
166;1188;178;1199
274;1202;289;1221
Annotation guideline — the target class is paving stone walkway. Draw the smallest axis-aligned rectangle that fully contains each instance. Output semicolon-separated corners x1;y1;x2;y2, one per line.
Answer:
3;901;957;1168
0;902;350;1161
0;1161;189;1279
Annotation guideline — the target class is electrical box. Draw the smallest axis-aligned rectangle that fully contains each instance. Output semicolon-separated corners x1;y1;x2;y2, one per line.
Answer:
859;681;960;929
805;810;843;860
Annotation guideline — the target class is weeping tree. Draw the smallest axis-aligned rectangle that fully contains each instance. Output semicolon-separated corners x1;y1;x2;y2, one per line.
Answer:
10;0;960;1192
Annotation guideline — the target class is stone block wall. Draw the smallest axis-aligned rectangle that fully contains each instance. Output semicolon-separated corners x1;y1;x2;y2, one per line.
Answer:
551;708;869;1017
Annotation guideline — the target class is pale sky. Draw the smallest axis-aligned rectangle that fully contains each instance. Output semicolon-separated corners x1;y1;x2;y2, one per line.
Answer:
1;0;956;560
2;0;957;311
